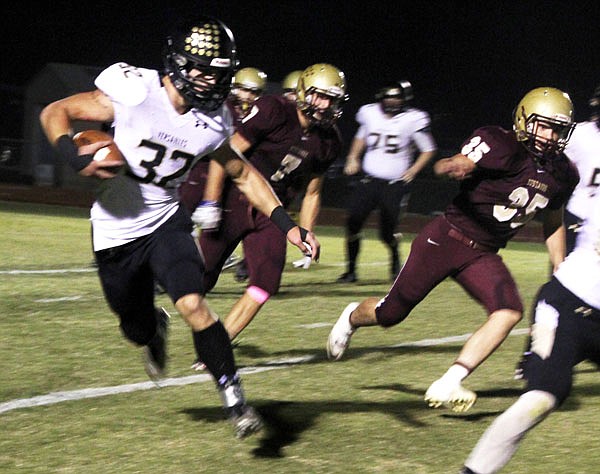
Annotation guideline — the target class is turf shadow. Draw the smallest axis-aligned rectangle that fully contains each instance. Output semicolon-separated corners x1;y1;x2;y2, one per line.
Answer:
182;398;431;459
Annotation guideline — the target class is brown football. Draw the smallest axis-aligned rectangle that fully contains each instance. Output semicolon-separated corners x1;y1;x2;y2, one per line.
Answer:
73;130;125;172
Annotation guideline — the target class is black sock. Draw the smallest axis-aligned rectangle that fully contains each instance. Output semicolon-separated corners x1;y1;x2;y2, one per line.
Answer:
347;238;359;273
192;320;236;383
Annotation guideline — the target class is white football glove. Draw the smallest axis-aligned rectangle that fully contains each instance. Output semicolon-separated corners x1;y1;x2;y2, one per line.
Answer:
191;200;222;230
292;243;312;270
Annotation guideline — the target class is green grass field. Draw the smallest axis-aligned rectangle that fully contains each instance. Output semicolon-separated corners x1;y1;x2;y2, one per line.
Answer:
2;200;599;474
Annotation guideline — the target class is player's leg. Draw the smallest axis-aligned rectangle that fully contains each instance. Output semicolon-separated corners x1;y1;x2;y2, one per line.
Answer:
379;181;409;280
95;236;168;380
151;210;261;437
328;215;454;360
188;228;238;371
234;257;249;282
223;216;286;341
462;390;556;474
426;252;522;412
198;188;249;293
176;293;262;437
338;179;377;283
463;281;581;472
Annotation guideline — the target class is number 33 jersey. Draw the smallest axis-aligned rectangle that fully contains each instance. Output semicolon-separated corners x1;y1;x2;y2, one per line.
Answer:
445;126;579;249
90;62;234;251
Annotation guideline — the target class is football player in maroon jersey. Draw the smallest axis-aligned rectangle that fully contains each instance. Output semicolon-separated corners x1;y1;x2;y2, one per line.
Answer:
231;69;306;283
181;66;269;287
180;63;346;344
281;70;303;102
327;87;579;413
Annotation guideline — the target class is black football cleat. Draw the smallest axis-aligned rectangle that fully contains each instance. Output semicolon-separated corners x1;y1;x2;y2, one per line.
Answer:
336;271;357;283
143;307;170;381
234;260;249;282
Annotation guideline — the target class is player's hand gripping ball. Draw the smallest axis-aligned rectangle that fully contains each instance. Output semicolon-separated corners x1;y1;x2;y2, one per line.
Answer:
73;130;125;173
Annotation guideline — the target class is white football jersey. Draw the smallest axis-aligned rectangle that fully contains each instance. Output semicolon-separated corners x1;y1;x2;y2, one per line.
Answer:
564;121;600;219
355;104;436;180
90;62;234;251
555;189;600;309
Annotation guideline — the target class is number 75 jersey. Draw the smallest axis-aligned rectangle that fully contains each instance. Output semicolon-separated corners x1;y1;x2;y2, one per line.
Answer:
444;126;579;249
90;62;234;251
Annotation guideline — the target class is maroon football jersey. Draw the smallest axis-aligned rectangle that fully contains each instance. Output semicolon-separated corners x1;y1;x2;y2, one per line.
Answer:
445;126;579;248
235;94;342;205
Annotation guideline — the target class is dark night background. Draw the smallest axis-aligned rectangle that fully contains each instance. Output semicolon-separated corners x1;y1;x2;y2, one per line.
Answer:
2;0;600;155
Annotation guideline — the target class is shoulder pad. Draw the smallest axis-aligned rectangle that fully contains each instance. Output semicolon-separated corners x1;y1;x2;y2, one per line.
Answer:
468;126;519;152
407;108;432;130
94;63;158;106
355;104;376;125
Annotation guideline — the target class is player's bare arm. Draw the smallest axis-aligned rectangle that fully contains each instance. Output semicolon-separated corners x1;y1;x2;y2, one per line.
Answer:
40;90;122;179
210;141;320;260
343;137;366;175
299;175;324;230
40;90;114;141
203;132;252;202
543;206;567;272
403;150;436;183
434;153;476;180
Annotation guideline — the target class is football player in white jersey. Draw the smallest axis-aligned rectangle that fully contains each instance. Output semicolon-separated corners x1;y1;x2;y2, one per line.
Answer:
461;182;600;474
39;16;318;440
337;80;437;282
563;84;600;253
513;86;600;381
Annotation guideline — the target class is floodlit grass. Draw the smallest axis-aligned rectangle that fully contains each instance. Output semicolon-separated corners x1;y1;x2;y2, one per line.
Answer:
1;200;598;473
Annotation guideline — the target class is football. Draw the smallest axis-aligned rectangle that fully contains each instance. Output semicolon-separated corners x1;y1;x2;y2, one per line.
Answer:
72;130;125;172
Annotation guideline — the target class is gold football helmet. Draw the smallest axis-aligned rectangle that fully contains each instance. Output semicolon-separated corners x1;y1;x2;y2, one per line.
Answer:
282;70;303;92
230;67;268;117
296;63;348;127
513;87;575;159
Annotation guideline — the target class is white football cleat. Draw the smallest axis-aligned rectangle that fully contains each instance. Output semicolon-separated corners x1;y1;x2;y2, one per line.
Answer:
327;302;359;360
424;378;477;413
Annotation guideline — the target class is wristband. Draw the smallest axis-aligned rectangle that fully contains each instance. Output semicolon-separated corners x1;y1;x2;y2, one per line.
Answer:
55;135;93;172
270;205;297;235
199;200;219;207
299;227;308;241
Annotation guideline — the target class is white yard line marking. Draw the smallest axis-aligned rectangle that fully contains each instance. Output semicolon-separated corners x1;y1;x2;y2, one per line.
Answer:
297;322;332;328
35;296;83;303
0;328;528;415
0;268;96;275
